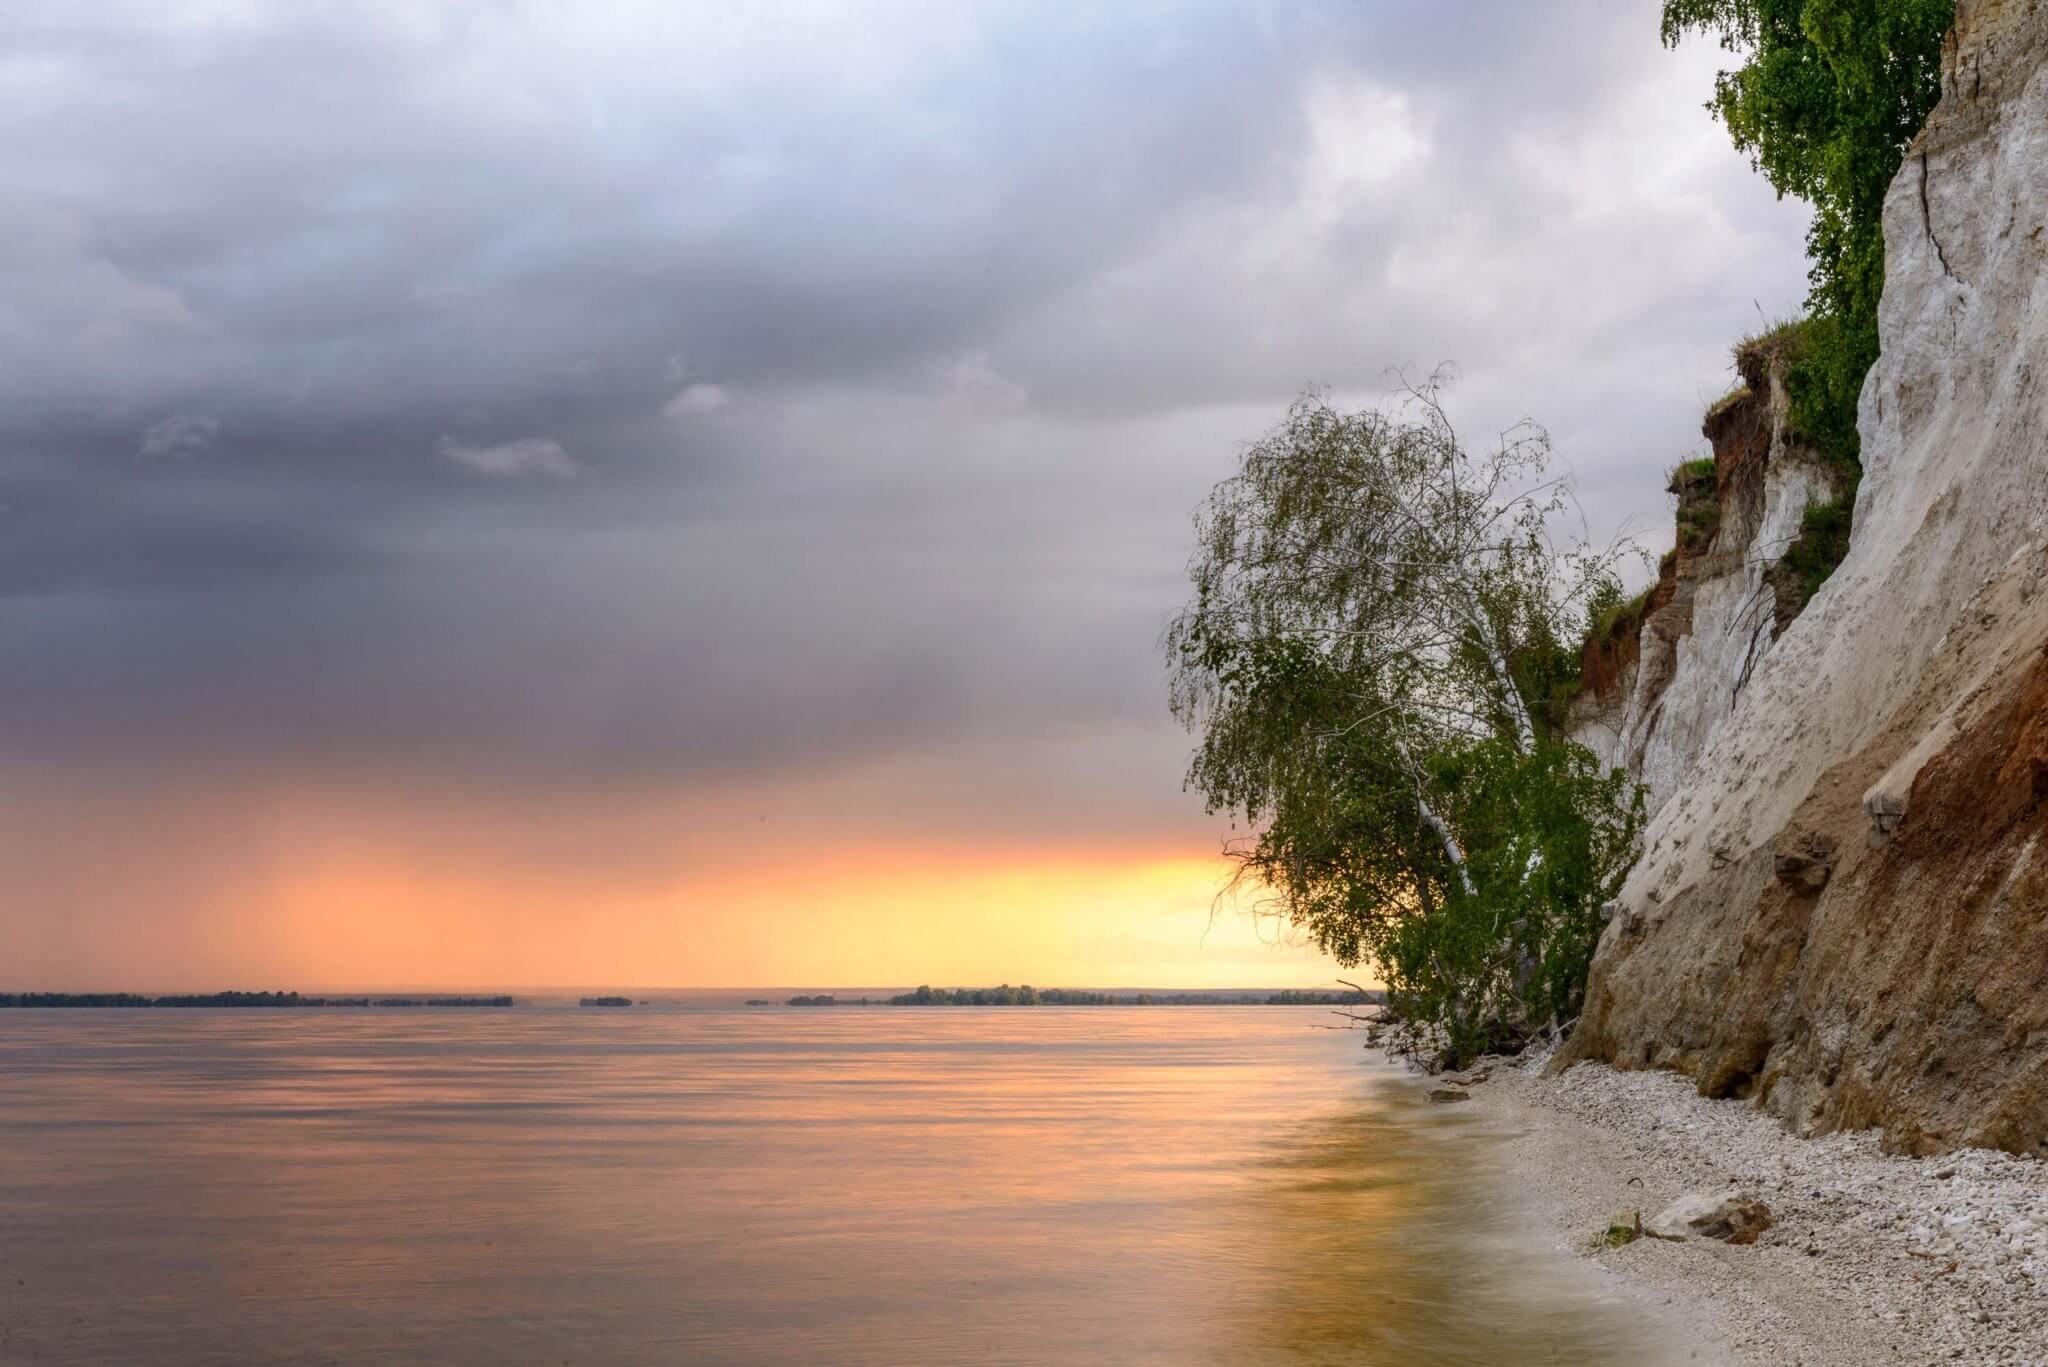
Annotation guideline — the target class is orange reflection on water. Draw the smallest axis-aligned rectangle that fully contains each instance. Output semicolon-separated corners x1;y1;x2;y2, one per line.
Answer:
0;1008;1659;1365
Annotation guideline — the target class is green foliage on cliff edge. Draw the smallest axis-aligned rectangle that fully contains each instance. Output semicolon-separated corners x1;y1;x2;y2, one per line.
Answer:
1663;1;1949;613
1774;494;1855;610
1664;0;1950;468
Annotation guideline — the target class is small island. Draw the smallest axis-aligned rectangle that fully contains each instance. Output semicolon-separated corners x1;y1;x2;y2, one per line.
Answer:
579;996;634;1007
0;992;515;1008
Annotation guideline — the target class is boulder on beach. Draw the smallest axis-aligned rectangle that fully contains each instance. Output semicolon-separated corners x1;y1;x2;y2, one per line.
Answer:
1645;1192;1773;1245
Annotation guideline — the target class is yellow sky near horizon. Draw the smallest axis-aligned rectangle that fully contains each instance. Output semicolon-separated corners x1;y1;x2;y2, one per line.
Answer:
0;771;1347;991
255;847;1337;992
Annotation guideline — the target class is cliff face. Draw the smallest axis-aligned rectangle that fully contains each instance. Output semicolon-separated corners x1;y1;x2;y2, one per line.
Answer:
1565;0;2048;1156
1570;348;1844;819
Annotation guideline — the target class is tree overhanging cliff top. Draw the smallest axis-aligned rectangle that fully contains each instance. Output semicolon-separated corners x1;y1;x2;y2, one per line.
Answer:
1663;0;1951;467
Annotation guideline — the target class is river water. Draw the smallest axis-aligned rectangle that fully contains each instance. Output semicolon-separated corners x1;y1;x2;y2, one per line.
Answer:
0;1007;1660;1365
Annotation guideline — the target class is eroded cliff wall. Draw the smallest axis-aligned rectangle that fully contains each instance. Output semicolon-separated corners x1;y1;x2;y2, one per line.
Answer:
1566;0;2048;1156
1570;345;1843;819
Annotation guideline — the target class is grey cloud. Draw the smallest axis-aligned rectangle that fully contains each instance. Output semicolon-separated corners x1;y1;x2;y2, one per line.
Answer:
0;0;1813;862
438;436;577;479
137;414;219;458
663;384;730;418
0;4;1316;425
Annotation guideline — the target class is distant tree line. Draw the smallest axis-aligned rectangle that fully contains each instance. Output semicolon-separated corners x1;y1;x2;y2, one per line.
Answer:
578;996;635;1007
0;992;515;1008
887;984;1380;1007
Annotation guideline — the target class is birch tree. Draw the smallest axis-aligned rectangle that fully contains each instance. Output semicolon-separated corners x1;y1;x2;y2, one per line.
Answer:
1166;378;1645;1061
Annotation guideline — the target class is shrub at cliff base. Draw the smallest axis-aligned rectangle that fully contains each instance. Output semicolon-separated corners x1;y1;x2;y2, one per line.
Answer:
1167;383;1646;1065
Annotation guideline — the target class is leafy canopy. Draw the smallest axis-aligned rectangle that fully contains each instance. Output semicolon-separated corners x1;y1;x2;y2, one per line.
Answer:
1167;383;1645;1061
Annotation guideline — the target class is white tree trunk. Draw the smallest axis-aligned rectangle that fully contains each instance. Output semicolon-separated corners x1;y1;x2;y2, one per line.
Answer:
1458;591;1536;755
1395;734;1475;896
1418;793;1476;898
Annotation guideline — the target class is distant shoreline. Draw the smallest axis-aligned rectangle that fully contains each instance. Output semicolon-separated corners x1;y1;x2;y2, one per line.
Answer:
0;987;1384;1010
788;986;1382;1008
0;992;515;1009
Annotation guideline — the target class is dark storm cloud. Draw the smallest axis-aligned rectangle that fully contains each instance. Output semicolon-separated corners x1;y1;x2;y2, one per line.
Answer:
0;1;1810;837
0;2;1335;424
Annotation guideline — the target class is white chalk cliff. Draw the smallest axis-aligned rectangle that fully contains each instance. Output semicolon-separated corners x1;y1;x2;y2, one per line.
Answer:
1566;0;2048;1155
1570;351;1844;820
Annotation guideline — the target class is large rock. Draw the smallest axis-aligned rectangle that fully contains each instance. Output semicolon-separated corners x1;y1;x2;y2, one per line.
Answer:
1645;1192;1773;1245
1564;0;2048;1156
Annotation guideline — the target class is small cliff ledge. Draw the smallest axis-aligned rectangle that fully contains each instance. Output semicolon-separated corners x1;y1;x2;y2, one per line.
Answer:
1570;339;1844;821
1566;0;2048;1156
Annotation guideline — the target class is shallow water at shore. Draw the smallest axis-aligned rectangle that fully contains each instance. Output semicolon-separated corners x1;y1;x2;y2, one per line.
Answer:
0;1007;1656;1364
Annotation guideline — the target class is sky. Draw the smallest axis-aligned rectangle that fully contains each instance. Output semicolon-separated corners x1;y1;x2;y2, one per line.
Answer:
0;1;1812;990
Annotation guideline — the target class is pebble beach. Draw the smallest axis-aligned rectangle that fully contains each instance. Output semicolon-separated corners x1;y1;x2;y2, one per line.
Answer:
1447;1050;2048;1365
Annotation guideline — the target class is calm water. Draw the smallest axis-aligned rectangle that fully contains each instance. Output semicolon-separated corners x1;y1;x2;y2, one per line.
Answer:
0;1008;1661;1365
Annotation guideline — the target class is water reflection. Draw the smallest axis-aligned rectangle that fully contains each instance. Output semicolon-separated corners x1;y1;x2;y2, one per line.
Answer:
1220;1079;1655;1364
0;1008;1656;1365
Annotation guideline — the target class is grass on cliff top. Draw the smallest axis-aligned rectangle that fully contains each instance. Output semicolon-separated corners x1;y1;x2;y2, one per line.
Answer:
1587;581;1654;647
1735;316;1809;375
1735;314;1862;481
1563;459;1718;708
1722;316;1859;617
1556;576;1659;716
1705;382;1752;423
1667;456;1718;491
1732;316;1859;617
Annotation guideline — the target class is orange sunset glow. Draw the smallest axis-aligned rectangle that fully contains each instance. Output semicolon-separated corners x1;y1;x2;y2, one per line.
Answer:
259;848;1324;991
0;752;1334;991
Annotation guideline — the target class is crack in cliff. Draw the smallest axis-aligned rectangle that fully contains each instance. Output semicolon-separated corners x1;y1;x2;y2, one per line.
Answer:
1920;151;1959;280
